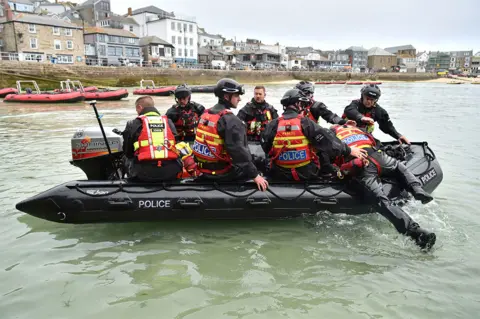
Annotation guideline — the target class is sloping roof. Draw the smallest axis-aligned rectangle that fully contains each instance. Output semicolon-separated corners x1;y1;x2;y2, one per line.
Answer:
237;49;278;55
0;13;82;28
416;51;426;58
131;5;174;17
201;33;223;39
368;47;395;56
110;14;138;25
385;45;415;53
84;26;138;38
139;36;174;47
346;46;368;52
223;40;234;46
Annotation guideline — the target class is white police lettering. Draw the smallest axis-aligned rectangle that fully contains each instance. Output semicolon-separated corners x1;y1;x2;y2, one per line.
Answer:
139;200;171;208
85;189;109;195
279;150;307;161
343;134;369;145
192;141;215;158
420;168;437;185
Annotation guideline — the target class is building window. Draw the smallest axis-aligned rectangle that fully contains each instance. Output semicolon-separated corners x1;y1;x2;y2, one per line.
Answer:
57;55;73;64
190;49;193;57
171;36;175;44
97;34;106;42
189;24;193;32
64;28;72;36
177;36;181;44
107;46;123;56
28;24;36;33
183;23;187;32
189;38;193;46
30;38;38;49
165;47;170;55
171;22;175;30
129;25;133;32
177;22;181;30
66;40;73;49
100;20;110;27
53;27;60;35
100;1;109;11
24;53;43;61
177;48;181;56
98;44;106;56
128;38;135;44
54;40;61;50
184;49;187;57
126;47;140;57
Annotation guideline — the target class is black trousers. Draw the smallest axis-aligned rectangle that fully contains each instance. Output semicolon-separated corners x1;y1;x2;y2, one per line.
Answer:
127;159;183;182
270;162;320;181
355;150;422;234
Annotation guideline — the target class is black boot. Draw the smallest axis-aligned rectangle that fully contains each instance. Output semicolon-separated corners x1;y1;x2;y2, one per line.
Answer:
411;185;434;204
406;223;436;250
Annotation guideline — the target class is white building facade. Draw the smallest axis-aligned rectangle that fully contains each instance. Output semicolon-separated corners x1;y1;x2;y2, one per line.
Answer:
130;6;198;63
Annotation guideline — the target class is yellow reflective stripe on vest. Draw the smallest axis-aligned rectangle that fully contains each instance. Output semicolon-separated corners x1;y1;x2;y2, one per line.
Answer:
266;110;272;121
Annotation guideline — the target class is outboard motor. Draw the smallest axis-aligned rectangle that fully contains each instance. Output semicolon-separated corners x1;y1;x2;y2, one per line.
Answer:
70;127;124;180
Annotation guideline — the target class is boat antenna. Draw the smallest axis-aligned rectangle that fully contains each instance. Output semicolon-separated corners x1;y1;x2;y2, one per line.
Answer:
89;100;121;180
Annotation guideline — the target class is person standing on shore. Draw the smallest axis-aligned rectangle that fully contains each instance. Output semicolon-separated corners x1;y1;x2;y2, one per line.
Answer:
237;85;278;142
343;84;410;144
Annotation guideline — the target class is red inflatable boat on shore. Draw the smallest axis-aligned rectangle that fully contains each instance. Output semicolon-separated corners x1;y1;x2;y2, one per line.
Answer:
0;87;18;98
3;81;84;103
59;80;129;101
133;80;176;96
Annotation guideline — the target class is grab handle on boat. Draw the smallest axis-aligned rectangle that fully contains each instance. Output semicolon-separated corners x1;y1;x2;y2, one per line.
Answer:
178;199;202;207
314;197;338;205
107;198;133;208
246;198;271;206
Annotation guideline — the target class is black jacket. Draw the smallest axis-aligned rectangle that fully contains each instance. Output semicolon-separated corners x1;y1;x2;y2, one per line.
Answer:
261;109;351;162
237;99;279;123
306;100;346;125
165;101;205;124
344;99;402;139
122;106;178;159
204;101;259;179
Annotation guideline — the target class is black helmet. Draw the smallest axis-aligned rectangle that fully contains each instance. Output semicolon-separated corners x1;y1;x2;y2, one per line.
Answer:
280;89;310;110
174;83;191;99
295;81;314;95
214;78;245;97
361;84;381;99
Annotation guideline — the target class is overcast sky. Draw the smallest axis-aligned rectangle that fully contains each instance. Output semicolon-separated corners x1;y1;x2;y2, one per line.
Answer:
86;0;479;52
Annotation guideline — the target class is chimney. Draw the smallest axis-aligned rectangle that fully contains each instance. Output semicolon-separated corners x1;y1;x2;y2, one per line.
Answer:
127;7;132;16
1;0;13;22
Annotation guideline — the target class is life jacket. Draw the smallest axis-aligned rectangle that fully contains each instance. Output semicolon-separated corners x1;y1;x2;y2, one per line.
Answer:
332;124;381;175
133;112;178;162
332;124;376;149
342;100;375;133
270;115;316;168
192;109;232;175
174;106;200;140
246;106;273;140
302;102;317;123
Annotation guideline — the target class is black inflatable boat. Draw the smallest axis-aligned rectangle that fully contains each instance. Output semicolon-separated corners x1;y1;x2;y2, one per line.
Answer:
15;127;443;224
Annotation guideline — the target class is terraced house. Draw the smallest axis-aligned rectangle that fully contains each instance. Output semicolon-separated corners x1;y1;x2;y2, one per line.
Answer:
83;26;140;66
0;12;84;63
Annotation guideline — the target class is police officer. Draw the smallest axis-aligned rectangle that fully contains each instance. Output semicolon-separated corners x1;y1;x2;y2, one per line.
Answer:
166;84;205;142
343;84;410;144
122;96;183;182
237;85;279;142
192;78;269;191
331;123;435;249
261;89;367;181
295;81;346;125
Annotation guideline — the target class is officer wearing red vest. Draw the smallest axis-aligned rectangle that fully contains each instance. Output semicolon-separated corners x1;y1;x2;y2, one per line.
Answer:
295;81;346;125
165;84;205;142
122;96;184;181
192;78;269;191
330;123;436;250
261;89;367;181
343;84;410;144
237;85;279;142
